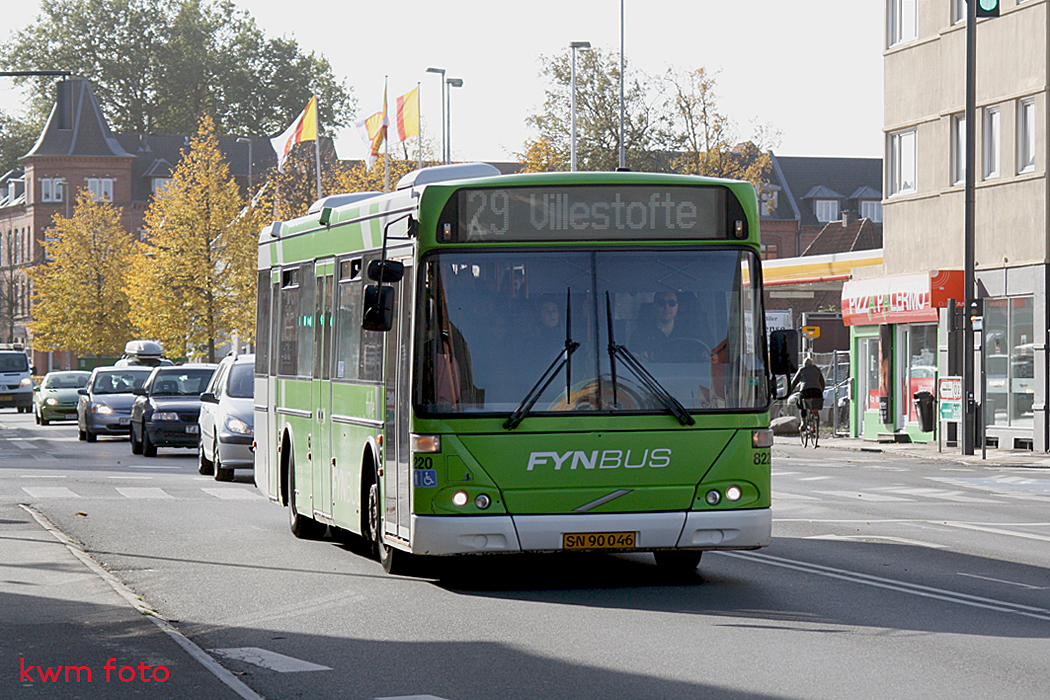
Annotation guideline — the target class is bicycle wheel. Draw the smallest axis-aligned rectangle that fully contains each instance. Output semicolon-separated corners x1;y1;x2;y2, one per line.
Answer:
800;414;809;447
811;412;819;448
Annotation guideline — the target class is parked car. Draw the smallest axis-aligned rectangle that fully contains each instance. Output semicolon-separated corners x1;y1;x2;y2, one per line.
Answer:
34;370;90;425
198;353;254;481
130;364;217;457
77;366;154;442
0;348;34;413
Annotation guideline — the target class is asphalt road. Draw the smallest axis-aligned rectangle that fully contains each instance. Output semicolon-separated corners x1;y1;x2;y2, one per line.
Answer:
3;411;1049;700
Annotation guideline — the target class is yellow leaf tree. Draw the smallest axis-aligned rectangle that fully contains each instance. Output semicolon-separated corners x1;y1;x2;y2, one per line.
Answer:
28;191;135;357
127;114;259;362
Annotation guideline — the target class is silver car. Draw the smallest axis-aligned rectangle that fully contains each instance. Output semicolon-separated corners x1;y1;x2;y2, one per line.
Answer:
77;366;153;442
198;353;254;481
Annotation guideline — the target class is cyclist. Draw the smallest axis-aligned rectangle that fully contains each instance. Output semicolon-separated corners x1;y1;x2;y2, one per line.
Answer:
790;356;826;423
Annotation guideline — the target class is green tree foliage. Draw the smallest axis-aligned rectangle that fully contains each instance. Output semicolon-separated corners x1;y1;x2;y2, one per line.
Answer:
1;0;354;137
0;109;47;175
527;48;664;173
126;114;259;362
27;191;135;356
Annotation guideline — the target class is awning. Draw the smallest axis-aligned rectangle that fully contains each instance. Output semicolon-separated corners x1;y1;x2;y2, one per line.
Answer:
841;270;963;326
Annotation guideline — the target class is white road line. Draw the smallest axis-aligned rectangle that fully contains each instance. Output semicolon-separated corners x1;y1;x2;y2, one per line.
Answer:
201;488;264;500
958;573;1049;591
210;648;332;673
816;490;914;502
20;474;67;478
941;520;1050;543
722;550;1050;621
21;486;80;498
115;487;172;499
803;534;949;549
375;696;451;700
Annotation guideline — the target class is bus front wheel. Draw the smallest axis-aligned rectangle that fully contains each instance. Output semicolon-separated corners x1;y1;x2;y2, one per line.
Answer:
287;452;325;539
368;480;411;575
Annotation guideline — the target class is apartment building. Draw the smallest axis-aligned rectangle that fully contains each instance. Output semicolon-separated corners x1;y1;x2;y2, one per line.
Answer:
851;0;1047;448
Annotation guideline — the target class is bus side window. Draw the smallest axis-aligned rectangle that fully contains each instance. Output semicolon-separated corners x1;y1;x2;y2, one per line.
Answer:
359;255;384;382
334;259;362;381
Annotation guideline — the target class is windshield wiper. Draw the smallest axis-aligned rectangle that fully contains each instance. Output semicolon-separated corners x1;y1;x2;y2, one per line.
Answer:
605;292;695;426
504;289;580;430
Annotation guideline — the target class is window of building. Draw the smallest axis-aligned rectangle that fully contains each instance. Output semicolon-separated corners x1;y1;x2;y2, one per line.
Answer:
760;189;778;216
814;199;840;223
151;177;172;196
761;243;779;260
984;296;1034;429
86;177;114;202
860;200;883;223
888;0;917;46
983;106;1000;179
889;129;917;195
952;113;966;185
951;0;965;24
1018;98;1036;173
40;178;64;203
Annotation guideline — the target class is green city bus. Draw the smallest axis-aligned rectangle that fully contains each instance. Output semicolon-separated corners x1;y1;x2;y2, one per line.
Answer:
254;163;775;574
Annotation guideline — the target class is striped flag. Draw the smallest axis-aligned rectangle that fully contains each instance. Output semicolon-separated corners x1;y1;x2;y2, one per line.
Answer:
270;97;317;172
355;89;388;169
393;87;419;143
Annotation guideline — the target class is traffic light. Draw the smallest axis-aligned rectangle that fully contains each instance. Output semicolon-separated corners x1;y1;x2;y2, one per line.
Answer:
976;0;1000;18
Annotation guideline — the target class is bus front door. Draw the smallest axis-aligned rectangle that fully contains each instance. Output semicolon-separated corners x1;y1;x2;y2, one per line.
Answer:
383;259;413;543
313;262;335;519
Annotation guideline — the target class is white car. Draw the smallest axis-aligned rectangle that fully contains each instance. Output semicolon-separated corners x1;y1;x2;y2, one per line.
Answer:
198;354;254;481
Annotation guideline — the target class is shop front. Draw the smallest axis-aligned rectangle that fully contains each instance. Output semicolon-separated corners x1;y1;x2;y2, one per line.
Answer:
841;270;963;442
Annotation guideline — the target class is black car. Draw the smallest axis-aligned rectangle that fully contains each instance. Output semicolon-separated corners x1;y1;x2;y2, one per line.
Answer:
130;364;217;457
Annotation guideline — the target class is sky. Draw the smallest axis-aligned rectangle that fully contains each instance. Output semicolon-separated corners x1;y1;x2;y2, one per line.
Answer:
0;0;885;164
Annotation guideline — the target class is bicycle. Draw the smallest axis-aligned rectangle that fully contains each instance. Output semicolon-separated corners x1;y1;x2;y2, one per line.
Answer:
799;396;821;448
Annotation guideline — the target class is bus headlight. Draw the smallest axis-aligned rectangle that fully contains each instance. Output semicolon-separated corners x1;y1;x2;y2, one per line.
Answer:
705;490;722;506
474;494;491;510
725;486;743;502
752;429;774;448
452;491;469;507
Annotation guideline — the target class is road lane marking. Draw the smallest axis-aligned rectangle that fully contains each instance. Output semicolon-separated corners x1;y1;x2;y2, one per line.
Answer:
958;573;1049;591
115;487;172;499
803;534;949;549
201;488;264;500
721;551;1050;622
21;486;80;498
816;490;914;502
940;520;1050;543
210;648;331;673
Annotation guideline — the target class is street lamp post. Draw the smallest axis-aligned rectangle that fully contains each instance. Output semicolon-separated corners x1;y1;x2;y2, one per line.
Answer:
446;78;463;163
236;137;252;194
569;41;591;172
426;67;446;163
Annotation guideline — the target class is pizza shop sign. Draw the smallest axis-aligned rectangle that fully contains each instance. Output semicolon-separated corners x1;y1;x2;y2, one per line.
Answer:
841;270;963;326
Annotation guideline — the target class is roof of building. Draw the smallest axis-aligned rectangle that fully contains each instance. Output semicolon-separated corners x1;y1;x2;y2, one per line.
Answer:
22;79;134;160
763;154;883;229
802;214;883;256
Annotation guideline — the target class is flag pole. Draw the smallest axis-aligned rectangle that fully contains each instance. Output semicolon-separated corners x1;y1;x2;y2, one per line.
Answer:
416;81;422;169
313;95;322;199
383;77;390;193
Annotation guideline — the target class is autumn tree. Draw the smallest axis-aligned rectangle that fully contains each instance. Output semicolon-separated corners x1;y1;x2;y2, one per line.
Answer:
663;67;779;192
526;47;667;172
27;191;135;356
126;114;258;362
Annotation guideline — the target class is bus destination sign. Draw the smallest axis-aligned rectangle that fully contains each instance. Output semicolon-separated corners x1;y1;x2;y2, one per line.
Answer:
448;185;737;242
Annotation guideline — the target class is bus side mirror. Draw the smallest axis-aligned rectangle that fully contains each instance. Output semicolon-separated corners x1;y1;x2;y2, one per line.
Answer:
362;285;395;332
367;259;404;284
769;329;798;376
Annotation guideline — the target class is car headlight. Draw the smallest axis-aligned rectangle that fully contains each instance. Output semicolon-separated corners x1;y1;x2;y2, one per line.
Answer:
20;377;32;388
151;411;180;421
225;416;253;435
93;404;114;415
45;397;59;406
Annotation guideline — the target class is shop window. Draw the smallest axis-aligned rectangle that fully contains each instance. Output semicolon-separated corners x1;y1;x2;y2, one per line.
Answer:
984;296;1034;429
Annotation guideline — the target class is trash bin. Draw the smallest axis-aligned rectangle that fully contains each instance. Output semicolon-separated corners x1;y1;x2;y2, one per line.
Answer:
913;390;935;433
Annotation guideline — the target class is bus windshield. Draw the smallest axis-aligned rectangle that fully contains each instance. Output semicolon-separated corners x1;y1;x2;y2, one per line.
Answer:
416;247;768;417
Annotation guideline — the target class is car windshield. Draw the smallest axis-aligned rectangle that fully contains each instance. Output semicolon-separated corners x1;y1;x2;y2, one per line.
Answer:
44;373;89;389
226;363;253;399
150;369;215;396
0;354;29;372
416;247;769;417
91;370;151;394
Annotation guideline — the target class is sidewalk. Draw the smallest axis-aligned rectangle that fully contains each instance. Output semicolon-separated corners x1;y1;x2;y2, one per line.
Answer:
0;501;259;700
775;431;1050;469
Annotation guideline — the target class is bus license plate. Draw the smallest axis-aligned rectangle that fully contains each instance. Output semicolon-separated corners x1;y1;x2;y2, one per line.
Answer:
563;532;636;550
